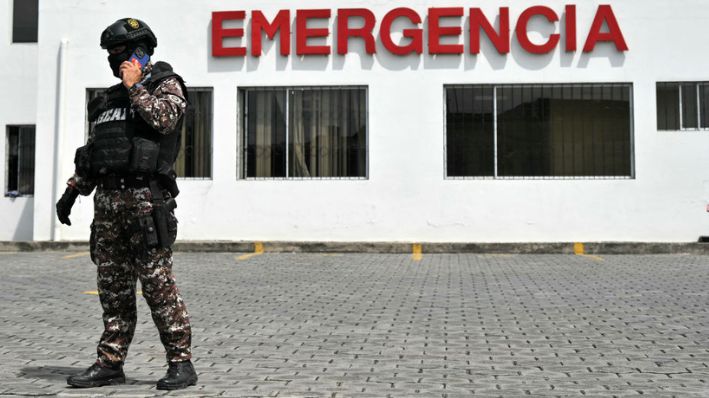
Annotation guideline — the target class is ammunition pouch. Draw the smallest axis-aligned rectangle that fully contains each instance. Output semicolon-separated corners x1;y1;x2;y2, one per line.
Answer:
137;215;160;249
91;123;133;175
129;137;160;174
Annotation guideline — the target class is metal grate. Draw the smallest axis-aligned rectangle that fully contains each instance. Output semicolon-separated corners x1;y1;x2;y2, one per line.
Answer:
657;81;709;131
445;83;634;179
242;86;368;180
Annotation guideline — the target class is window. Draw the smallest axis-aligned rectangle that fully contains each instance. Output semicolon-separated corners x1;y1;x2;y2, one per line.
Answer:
6;126;36;196
12;0;38;43
176;88;212;179
446;84;633;179
85;87;213;178
656;82;709;131
242;87;367;179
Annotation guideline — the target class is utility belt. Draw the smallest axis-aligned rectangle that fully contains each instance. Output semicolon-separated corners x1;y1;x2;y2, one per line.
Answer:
76;143;180;198
97;175;178;250
98;175;151;190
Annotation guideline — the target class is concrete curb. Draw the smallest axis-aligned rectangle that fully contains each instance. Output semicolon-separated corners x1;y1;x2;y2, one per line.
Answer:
1;241;708;254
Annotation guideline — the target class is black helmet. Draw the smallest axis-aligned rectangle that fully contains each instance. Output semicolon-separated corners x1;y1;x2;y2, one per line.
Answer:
100;18;157;54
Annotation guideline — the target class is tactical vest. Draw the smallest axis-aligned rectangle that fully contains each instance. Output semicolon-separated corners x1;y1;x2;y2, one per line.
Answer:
87;62;188;184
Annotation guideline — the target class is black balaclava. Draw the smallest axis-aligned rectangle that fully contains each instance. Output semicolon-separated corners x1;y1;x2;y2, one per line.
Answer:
107;43;150;78
107;44;134;78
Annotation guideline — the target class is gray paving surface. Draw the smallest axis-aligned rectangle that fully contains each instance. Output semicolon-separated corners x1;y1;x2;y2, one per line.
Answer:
0;252;708;397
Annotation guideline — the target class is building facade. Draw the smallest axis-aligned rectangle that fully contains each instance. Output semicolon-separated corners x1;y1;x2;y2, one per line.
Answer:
2;0;709;243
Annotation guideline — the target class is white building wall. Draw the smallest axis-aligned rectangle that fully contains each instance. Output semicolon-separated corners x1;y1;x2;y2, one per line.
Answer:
27;0;709;243
0;0;36;241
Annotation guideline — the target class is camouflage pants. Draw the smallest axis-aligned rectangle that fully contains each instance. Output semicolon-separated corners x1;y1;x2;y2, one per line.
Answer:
90;187;191;367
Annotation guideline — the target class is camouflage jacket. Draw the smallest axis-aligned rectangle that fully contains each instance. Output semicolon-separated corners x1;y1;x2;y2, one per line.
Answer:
69;63;187;196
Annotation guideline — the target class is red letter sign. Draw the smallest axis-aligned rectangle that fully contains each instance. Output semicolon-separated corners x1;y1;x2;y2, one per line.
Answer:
296;9;332;55
337;8;377;55
470;7;510;54
565;5;577;52
515;6;560;54
583;5;628;52
380;8;423;55
251;10;291;56
428;7;464;54
212;11;246;57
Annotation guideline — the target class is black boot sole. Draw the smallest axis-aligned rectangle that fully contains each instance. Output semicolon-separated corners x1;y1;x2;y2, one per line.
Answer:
67;376;126;388
156;376;198;390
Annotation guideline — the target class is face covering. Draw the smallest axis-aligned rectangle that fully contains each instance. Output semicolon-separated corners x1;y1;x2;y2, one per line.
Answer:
107;45;134;78
108;45;148;78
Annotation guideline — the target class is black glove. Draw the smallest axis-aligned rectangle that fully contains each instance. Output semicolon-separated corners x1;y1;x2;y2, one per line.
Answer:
56;186;79;226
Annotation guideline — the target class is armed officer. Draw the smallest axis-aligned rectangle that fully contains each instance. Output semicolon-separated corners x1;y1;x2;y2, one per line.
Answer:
55;18;197;390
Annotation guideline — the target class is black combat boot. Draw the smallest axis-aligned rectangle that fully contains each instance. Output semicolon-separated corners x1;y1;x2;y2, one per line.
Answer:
67;362;125;388
156;361;198;390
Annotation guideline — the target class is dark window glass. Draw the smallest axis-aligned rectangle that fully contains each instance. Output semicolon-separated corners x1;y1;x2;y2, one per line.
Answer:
12;0;38;43
446;84;633;178
656;81;709;130
245;90;287;178
700;84;709;128
681;83;699;129
177;88;212;178
288;88;367;178
445;86;494;177
6;126;36;195
656;83;680;130
497;84;631;177
86;87;212;178
244;87;367;179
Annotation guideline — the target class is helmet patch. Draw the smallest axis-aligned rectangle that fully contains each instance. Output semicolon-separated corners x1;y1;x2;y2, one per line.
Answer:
127;19;140;29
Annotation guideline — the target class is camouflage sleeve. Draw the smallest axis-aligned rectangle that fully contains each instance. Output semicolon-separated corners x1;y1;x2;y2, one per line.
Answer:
128;77;187;135
67;131;97;196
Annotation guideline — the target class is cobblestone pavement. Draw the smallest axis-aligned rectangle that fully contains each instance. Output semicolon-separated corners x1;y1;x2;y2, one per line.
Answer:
1;252;708;397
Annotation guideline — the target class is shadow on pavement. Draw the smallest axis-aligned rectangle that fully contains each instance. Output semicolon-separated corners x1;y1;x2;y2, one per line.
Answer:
18;366;154;386
18;366;79;382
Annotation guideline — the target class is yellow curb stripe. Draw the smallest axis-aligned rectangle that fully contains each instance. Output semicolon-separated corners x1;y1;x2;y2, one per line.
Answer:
412;243;423;261
580;254;604;262
254;242;264;254
573;243;585;255
574;243;603;262
63;252;90;259
236;242;265;261
236;253;260;261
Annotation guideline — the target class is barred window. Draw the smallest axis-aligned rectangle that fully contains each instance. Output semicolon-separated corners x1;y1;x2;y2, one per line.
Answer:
12;0;38;43
242;87;368;179
176;88;212;179
85;87;212;178
6;126;36;196
657;82;709;131
446;84;633;178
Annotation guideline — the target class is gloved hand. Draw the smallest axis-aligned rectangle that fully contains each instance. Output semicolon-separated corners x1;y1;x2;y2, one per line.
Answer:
56;186;80;226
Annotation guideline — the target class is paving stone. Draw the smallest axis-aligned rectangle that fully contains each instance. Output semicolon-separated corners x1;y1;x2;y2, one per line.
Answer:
1;252;709;396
